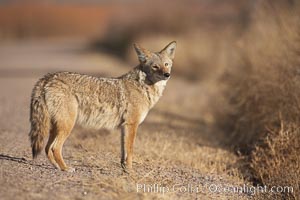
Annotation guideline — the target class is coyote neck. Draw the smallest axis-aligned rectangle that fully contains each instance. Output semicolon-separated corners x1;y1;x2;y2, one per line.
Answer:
121;65;167;107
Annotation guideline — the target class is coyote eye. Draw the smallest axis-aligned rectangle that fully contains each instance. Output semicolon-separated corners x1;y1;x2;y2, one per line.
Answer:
165;63;169;67
152;65;159;70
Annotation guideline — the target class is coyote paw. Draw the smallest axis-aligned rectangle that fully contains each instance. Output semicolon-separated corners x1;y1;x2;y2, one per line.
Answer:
63;167;75;173
121;163;133;174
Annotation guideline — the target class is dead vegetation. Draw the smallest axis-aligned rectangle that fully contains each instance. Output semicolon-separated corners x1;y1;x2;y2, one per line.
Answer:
0;0;300;199
220;1;300;199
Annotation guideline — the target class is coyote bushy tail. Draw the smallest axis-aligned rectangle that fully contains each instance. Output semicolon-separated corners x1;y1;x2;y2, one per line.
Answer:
29;78;50;158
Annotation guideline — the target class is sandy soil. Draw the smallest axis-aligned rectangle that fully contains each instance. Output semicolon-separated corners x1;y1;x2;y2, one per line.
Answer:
0;39;253;200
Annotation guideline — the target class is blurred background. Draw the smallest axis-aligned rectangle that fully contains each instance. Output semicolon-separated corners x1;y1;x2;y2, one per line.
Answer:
0;0;254;80
0;0;299;199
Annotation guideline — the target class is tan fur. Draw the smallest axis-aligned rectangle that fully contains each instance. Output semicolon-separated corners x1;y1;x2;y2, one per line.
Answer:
29;41;177;172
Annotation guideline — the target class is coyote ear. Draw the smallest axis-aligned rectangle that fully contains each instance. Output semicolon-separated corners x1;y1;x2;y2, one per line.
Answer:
160;41;177;60
134;43;151;63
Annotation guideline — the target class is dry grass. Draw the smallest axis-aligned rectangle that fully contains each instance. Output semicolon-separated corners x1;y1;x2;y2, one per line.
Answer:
251;123;300;199
219;1;300;199
1;0;300;199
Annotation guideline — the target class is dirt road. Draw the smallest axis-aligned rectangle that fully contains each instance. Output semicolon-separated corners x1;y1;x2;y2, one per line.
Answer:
0;39;252;199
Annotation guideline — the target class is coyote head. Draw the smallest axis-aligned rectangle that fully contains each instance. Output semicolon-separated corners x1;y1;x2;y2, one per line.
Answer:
134;41;177;84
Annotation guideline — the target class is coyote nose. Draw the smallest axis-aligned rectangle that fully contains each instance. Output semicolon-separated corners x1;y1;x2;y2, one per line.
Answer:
164;73;170;78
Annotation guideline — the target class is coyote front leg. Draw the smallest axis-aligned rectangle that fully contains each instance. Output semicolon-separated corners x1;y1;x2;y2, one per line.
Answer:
121;123;138;171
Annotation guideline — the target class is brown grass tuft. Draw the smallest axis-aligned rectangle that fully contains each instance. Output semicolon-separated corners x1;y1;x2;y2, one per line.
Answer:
251;123;300;199
219;1;300;199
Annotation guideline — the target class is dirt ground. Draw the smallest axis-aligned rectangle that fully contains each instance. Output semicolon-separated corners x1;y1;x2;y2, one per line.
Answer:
0;39;253;200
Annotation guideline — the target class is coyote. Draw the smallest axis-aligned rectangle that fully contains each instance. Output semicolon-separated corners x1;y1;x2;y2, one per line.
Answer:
29;41;176;172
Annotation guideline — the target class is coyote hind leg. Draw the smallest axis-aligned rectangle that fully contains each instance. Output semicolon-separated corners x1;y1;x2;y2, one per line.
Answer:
48;97;77;172
45;127;59;169
52;118;76;172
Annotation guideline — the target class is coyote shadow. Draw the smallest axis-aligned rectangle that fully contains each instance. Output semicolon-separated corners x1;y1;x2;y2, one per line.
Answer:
0;154;27;164
0;153;53;170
